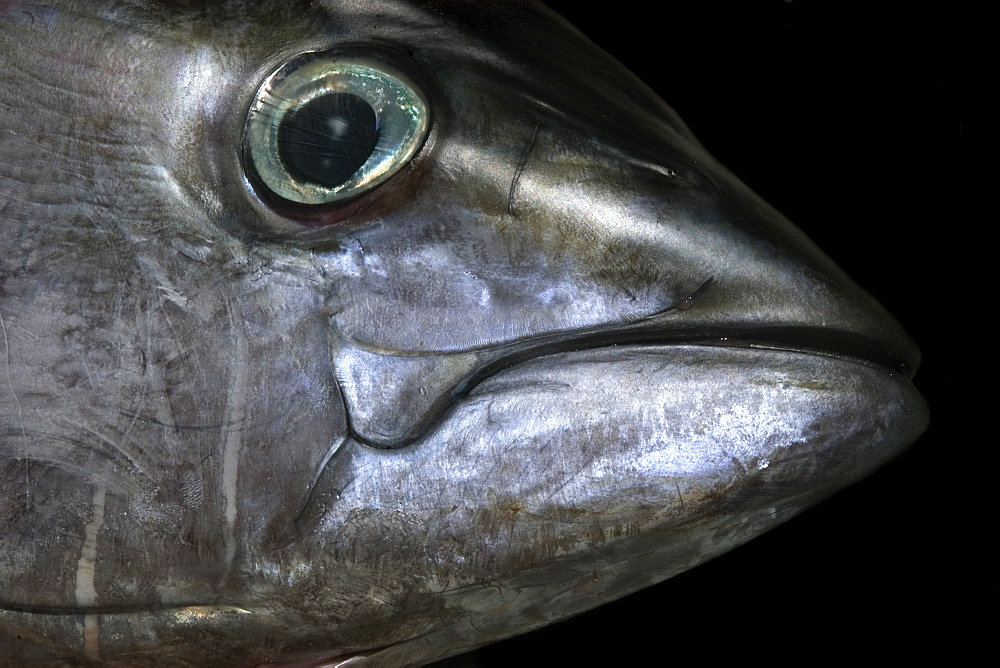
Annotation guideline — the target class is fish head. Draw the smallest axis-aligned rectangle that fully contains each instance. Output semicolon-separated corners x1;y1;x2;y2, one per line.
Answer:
0;0;928;665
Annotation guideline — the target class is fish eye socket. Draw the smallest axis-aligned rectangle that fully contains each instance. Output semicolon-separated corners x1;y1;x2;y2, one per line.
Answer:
244;52;429;206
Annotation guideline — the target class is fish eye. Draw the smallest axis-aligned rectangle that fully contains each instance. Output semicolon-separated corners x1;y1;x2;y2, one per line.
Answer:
244;52;429;206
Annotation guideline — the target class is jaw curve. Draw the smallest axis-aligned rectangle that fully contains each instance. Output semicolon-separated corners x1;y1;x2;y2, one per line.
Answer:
303;341;929;666
341;320;919;451
334;271;920;450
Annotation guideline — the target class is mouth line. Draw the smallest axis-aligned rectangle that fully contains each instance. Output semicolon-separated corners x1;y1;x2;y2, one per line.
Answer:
338;274;917;449
452;275;914;390
451;324;916;405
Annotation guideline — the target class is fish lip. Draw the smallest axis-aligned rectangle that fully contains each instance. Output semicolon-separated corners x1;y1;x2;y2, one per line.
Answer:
449;276;919;387
457;325;919;404
342;316;921;449
338;285;921;450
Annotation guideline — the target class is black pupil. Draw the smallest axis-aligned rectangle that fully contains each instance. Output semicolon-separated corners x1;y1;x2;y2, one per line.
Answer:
277;93;379;188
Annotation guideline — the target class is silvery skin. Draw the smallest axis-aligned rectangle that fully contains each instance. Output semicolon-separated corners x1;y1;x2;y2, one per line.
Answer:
0;1;928;665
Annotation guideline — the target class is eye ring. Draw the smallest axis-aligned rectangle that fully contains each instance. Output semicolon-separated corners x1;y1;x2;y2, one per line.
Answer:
244;51;430;206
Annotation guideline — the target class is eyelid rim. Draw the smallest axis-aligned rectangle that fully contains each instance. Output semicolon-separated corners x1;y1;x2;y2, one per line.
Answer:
240;47;433;216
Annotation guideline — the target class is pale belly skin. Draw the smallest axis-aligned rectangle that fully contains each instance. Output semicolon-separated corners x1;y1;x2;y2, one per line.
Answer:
0;1;930;665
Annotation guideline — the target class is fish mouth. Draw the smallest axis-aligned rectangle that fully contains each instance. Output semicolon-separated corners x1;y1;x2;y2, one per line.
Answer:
339;277;921;450
470;277;916;381
460;323;917;398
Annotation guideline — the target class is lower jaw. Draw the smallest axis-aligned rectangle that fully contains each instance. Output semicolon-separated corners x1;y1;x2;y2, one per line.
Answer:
315;345;925;664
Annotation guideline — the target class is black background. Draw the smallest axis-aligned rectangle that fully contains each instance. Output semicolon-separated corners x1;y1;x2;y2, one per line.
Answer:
435;1;979;664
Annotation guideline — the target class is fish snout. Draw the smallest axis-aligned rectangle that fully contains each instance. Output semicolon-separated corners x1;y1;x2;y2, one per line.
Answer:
507;120;922;374
330;111;922;449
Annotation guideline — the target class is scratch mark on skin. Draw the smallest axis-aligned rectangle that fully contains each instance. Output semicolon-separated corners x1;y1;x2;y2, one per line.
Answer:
0;307;28;506
508;123;539;217
219;298;249;589
75;484;107;660
69;420;147;474
293;435;347;526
